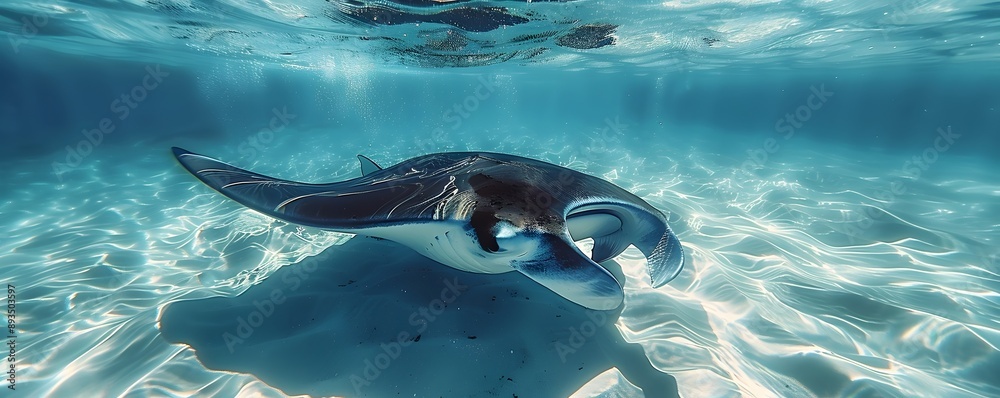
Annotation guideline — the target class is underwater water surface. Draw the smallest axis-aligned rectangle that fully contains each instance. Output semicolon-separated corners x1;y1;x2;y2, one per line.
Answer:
2;1;999;397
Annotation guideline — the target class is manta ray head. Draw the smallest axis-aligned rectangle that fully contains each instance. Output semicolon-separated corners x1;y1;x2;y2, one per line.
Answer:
465;173;627;310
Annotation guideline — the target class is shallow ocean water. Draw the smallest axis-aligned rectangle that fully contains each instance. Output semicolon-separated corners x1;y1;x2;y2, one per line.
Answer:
2;1;999;397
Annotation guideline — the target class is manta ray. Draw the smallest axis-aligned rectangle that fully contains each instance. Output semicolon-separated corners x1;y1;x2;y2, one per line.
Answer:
172;148;684;310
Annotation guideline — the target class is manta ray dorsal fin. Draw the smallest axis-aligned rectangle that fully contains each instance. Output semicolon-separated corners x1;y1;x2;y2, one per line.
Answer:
357;155;383;176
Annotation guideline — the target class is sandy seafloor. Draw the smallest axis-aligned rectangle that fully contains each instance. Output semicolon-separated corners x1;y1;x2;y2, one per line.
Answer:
2;122;998;397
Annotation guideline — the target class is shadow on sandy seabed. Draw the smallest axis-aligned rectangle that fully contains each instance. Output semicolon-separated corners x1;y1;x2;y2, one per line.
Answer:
159;238;678;397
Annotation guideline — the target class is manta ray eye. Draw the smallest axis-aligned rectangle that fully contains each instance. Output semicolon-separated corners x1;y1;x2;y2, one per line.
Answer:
471;209;521;253
493;221;517;239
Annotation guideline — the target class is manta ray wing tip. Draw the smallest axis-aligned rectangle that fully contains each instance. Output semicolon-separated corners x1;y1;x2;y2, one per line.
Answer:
172;147;193;157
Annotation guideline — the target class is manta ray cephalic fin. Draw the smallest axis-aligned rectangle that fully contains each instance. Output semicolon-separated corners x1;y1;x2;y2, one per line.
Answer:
566;210;628;263
511;233;625;311
566;203;684;288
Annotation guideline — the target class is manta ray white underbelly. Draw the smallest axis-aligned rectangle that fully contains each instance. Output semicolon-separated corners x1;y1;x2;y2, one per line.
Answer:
172;147;684;310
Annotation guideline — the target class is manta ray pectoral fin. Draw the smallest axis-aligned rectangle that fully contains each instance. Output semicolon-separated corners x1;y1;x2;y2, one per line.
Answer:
567;203;684;288
171;147;330;224
511;233;624;311
357;154;383;176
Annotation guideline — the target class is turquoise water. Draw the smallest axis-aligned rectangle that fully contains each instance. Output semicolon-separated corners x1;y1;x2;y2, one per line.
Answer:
2;1;999;397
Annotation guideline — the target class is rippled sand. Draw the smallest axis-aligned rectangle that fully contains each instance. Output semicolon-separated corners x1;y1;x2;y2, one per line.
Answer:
2;130;997;397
